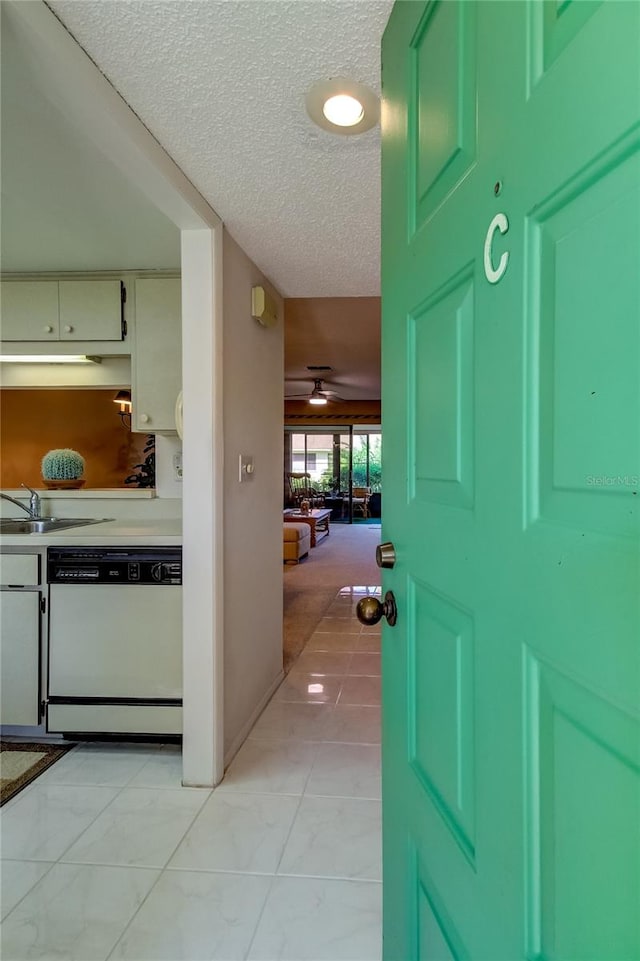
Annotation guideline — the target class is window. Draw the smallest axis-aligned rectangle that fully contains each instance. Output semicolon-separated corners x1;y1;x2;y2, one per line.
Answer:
285;426;382;520
290;434;331;484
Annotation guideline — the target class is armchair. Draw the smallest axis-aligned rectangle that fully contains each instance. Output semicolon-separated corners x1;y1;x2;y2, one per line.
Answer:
351;487;371;518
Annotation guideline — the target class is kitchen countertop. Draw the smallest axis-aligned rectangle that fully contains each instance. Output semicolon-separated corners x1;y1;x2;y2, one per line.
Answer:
0;518;182;547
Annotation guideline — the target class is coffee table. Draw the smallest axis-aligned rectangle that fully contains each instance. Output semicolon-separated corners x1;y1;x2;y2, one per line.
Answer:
283;508;331;547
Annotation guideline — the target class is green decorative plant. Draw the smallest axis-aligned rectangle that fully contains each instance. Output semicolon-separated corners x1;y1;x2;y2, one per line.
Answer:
125;434;156;489
41;448;85;481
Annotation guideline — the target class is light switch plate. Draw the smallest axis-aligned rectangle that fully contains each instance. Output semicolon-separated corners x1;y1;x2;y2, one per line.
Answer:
173;451;183;481
239;454;254;482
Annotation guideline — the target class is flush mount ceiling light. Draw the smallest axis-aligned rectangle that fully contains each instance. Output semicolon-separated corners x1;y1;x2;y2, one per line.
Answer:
323;94;364;127
305;78;379;135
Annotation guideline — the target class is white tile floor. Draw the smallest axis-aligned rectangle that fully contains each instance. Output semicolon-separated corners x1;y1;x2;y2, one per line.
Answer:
1;586;382;961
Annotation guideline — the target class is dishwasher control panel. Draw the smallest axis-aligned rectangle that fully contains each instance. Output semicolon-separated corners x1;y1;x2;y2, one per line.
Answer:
47;548;182;585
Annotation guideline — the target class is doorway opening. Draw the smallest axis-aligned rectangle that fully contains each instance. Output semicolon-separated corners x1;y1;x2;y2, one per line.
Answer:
284;425;381;523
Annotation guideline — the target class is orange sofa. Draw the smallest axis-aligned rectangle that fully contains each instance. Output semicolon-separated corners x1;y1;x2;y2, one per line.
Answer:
283;522;311;563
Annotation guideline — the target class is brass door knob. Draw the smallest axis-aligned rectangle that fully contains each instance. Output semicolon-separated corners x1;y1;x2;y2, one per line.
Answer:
356;591;397;627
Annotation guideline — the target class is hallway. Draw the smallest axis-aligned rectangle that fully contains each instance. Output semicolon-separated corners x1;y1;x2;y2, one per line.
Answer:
1;586;382;960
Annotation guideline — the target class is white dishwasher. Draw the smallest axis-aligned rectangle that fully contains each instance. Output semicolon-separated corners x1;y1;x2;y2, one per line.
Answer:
47;546;182;737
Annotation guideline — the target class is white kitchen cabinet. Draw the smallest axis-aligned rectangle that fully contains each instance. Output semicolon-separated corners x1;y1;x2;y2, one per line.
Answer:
132;277;181;433
59;280;123;340
0;553;40;585
0;281;59;341
0;279;124;342
1;551;43;727
0;592;41;726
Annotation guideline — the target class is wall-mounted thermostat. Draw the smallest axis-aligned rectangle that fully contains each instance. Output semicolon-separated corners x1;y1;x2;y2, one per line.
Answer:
251;286;278;328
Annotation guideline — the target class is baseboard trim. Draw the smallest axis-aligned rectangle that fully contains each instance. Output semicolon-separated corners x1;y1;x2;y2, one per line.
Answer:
222;669;285;771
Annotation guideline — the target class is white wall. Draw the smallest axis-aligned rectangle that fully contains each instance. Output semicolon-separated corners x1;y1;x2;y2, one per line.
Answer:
155;434;183;498
181;227;223;787
222;229;284;759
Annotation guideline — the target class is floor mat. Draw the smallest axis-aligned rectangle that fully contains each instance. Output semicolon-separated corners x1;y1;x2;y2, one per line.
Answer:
0;740;76;806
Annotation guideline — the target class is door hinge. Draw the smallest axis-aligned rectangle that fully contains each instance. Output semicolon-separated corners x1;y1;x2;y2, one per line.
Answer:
120;282;127;339
40;596;46;614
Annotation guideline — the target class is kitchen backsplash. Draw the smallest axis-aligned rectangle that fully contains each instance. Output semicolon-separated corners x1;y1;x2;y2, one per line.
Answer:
0;388;149;489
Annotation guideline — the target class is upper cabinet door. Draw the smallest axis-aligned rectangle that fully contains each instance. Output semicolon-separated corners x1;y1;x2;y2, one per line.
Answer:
0;281;59;340
59;280;123;341
133;277;181;433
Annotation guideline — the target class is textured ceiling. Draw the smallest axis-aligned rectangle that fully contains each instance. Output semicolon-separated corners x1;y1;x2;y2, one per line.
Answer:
48;0;394;298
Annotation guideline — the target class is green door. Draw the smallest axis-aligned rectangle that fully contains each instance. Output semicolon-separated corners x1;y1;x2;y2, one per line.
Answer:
381;2;640;958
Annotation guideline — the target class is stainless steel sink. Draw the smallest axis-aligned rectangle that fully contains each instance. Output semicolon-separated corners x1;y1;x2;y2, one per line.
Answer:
0;517;113;535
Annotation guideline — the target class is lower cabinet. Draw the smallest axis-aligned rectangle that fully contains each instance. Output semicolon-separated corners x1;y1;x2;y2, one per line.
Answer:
0;590;41;726
0;551;43;727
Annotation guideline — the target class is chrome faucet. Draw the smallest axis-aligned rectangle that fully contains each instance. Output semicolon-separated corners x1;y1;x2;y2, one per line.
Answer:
0;484;42;519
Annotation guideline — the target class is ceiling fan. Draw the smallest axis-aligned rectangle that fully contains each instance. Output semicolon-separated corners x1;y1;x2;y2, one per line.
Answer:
284;378;344;406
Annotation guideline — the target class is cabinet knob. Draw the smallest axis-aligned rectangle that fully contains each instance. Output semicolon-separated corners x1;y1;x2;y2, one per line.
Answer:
63;325;73;333
43;325;53;333
140;414;150;424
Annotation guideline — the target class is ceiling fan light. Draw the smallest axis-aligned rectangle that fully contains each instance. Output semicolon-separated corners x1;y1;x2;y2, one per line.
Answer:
309;396;327;406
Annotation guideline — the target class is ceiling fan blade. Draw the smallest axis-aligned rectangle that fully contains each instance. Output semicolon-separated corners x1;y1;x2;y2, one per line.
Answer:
285;377;346;403
314;391;345;403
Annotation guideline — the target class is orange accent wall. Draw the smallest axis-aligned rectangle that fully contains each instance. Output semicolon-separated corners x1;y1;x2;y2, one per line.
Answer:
284;297;381;403
0;389;149;489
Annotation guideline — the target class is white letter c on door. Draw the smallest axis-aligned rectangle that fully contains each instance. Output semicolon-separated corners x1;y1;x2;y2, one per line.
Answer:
484;213;510;284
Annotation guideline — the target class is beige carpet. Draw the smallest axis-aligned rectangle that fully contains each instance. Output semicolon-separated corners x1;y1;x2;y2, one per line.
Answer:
283;522;381;671
1;740;76;805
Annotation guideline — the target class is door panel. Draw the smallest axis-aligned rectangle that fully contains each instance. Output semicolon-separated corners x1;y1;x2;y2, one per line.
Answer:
524;653;640;960
530;146;640;537
414;852;464;961
382;2;639;958
534;0;603;81
411;1;477;231
410;267;475;509
409;580;475;862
